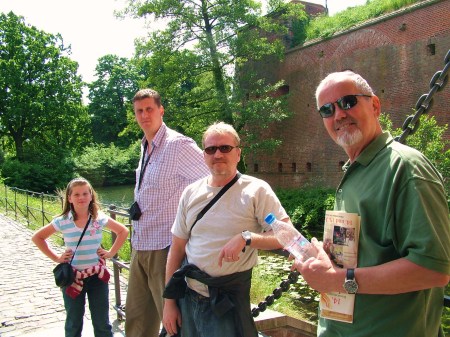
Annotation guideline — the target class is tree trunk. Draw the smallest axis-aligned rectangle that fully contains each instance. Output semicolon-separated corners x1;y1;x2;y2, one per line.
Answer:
201;0;233;125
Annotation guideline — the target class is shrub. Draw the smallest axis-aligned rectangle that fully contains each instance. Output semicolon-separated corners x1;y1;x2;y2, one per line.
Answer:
1;158;74;193
380;114;449;193
73;142;140;187
276;187;335;239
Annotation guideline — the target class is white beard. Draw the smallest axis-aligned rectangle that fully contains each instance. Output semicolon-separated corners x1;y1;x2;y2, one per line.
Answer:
336;129;363;147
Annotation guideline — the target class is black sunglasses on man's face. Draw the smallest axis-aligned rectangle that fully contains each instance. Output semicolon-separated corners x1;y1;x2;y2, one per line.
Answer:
318;94;372;118
204;145;238;155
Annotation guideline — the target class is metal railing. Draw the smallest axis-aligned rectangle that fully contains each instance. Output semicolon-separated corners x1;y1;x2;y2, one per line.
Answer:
105;205;130;320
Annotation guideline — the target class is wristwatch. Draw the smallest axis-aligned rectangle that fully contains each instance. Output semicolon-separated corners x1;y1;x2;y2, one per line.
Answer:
241;230;252;246
343;268;358;294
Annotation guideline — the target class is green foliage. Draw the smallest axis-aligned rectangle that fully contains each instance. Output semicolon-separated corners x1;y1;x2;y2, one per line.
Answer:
0;12;89;161
290;14;310;47
443;284;450;335
88;55;142;147
276;187;335;239
380;113;450;193
306;0;422;41
1;156;75;193
101;228;132;262
73;142;140;187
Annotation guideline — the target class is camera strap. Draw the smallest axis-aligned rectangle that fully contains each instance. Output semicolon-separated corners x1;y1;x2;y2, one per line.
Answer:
137;140;155;191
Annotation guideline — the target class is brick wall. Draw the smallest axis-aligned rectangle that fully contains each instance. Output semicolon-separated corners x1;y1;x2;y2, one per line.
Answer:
246;0;450;189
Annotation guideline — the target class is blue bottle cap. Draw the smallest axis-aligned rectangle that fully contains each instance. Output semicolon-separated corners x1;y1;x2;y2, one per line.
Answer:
264;213;276;224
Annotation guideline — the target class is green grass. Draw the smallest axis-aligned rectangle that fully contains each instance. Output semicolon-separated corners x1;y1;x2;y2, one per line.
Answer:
0;184;62;231
251;251;319;323
305;0;423;41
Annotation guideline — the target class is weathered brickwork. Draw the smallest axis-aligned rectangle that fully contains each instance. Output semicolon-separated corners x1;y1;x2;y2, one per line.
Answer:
247;0;450;189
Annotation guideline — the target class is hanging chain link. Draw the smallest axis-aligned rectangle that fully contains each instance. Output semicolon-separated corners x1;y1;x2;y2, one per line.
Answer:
252;269;300;317
395;49;449;144
253;49;450;318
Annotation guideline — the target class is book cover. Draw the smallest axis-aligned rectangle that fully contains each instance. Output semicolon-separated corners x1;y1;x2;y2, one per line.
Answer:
319;210;360;323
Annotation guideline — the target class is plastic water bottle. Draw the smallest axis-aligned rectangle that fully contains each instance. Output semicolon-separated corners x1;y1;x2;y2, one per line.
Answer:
264;213;316;261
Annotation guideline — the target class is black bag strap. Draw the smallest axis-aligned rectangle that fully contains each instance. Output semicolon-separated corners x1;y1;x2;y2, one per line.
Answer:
189;172;241;234
69;215;91;264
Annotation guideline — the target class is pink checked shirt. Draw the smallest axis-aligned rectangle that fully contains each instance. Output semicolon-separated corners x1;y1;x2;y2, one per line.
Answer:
131;123;209;250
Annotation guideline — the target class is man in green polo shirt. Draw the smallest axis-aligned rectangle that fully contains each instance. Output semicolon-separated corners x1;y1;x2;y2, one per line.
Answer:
293;70;450;337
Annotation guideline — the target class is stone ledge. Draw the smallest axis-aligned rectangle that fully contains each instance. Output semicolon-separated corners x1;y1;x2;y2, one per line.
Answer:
253;306;317;337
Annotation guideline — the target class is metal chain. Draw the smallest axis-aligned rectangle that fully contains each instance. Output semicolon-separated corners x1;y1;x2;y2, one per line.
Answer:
252;49;449;318
395;49;449;144
252;270;300;317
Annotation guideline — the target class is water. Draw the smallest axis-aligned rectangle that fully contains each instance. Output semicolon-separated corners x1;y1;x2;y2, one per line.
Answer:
95;185;134;208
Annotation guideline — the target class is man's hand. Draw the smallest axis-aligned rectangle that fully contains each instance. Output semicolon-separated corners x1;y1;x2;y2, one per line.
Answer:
291;238;338;293
163;299;182;336
218;234;246;267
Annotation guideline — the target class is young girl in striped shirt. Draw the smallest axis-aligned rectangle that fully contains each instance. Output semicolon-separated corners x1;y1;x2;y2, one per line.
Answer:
32;177;129;337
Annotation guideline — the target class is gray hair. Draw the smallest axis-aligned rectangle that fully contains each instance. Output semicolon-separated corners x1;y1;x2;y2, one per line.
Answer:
315;71;374;108
202;122;240;148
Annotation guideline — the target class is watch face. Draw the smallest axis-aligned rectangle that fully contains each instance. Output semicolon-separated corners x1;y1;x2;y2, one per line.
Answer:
242;231;251;244
344;280;358;294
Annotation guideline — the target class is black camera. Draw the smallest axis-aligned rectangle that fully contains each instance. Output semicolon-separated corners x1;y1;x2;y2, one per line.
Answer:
129;201;142;221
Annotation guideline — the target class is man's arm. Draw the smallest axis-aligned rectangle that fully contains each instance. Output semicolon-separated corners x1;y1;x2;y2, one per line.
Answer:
163;235;188;336
217;225;286;267
294;239;450;294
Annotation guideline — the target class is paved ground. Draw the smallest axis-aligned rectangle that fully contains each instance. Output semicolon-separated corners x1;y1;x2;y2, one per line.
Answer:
0;213;125;337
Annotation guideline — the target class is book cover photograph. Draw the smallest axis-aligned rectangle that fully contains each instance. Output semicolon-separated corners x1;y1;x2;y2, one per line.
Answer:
319;210;360;323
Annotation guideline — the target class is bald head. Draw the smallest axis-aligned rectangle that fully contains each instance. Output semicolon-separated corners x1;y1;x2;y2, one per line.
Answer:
315;71;374;109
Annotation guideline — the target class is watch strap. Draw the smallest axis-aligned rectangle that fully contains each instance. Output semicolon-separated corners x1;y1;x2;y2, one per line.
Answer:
241;230;251;252
242;231;251;245
346;268;355;280
344;268;358;294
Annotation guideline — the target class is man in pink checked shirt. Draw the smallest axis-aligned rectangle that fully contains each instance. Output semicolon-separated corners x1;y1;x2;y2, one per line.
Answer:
125;89;209;337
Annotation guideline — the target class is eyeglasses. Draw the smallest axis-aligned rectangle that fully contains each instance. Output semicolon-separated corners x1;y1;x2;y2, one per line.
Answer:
204;145;238;155
318;94;372;118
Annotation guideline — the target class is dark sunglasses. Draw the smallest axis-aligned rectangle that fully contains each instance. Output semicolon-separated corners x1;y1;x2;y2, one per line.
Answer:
318;94;372;118
204;145;238;155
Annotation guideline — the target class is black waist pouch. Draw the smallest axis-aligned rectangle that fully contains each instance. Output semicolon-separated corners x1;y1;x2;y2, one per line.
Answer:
129;201;142;220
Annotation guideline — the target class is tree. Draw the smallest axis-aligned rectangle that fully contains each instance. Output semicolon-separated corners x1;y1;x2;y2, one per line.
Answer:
122;0;306;153
88;55;142;147
0;12;89;161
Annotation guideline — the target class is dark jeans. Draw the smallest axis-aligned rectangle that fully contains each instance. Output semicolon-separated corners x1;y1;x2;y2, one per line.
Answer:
179;287;235;337
62;274;112;337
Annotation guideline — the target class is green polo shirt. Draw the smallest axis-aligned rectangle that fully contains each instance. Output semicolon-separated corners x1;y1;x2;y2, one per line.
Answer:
319;132;450;337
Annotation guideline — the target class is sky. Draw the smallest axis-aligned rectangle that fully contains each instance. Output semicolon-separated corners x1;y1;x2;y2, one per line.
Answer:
0;0;367;84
